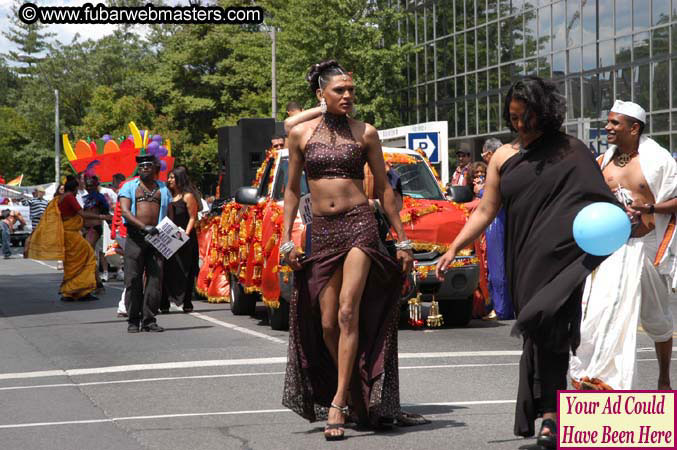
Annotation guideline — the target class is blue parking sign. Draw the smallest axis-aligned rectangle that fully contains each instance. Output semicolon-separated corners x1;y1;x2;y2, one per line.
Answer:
407;132;439;163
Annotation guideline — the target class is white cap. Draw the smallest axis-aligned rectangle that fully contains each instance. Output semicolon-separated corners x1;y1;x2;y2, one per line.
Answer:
610;100;646;124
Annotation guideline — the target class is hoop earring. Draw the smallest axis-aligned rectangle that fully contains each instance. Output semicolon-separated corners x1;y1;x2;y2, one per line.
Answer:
320;98;327;114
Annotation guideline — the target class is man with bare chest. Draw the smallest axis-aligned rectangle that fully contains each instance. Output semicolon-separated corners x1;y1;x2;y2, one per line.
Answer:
570;101;677;391
119;155;171;333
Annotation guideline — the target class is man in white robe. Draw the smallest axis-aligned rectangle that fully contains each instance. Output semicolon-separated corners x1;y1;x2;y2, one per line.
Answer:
570;100;677;390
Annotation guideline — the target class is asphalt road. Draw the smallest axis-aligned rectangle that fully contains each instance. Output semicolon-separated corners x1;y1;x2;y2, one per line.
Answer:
1;254;675;450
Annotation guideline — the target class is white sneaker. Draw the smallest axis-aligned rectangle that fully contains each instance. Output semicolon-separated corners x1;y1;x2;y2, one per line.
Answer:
101;271;109;282
57;261;64;270
116;270;124;281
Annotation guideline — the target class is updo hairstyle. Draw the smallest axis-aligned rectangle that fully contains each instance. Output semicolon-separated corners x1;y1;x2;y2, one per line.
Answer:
306;60;349;93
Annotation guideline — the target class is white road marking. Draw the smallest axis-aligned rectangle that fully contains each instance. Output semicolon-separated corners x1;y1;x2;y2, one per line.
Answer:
2;350;673;382
3;357;672;393
0;370;66;380
188;311;287;344
100;278;288;344
399;351;521;358
0;358;287;381
400;363;519;370
408;400;516;407
29;259;58;270
0;371;286;391
0;401;518;429
105;284;286;344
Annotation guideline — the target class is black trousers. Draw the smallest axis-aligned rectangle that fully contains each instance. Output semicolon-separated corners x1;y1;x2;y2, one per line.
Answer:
124;229;163;326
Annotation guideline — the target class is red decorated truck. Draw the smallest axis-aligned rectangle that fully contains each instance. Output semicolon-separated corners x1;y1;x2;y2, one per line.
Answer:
197;147;483;330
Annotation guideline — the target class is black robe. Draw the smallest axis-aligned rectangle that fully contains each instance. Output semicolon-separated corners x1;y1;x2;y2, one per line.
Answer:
499;131;618;437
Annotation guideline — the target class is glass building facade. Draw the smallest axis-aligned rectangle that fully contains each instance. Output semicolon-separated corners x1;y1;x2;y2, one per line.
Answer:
399;0;677;156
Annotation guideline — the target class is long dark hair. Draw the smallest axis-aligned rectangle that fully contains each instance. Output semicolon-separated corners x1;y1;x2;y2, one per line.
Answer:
503;76;565;133
170;166;202;206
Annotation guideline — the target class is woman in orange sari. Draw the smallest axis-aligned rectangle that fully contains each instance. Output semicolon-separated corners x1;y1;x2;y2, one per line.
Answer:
29;177;111;301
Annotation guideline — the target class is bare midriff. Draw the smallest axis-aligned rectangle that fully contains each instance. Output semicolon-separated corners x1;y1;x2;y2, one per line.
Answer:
307;178;368;215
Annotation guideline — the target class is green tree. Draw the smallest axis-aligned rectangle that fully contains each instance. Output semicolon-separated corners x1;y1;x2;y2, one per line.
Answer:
140;10;273;188
271;0;413;128
2;0;56;76
0;107;30;180
0;58;22;106
76;86;156;138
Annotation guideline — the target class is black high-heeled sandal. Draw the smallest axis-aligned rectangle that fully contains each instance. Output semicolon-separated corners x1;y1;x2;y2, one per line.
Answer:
536;418;557;449
324;403;349;441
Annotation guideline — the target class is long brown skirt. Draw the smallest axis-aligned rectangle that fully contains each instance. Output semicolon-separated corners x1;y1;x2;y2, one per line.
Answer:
282;203;403;423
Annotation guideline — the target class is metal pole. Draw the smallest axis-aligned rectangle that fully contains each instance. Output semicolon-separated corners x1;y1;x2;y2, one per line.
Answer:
54;89;60;185
271;27;277;119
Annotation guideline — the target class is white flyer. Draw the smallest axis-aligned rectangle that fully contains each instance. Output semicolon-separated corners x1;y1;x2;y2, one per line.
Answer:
299;193;313;225
102;220;112;253
144;216;189;259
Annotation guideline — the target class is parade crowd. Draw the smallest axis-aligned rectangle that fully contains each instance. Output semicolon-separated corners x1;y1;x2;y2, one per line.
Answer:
8;60;677;449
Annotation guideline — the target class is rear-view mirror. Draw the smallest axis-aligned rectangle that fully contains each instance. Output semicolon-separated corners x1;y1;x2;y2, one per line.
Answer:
234;186;261;205
447;186;474;203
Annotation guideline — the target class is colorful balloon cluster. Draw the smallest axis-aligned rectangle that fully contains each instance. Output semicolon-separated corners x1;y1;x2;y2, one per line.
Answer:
144;134;169;171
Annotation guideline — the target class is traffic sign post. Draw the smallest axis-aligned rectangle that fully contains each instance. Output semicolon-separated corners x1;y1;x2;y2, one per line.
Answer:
407;132;440;164
378;122;449;184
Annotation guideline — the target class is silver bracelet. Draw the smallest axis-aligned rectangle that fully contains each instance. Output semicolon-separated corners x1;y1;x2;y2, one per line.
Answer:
394;239;413;251
279;241;295;255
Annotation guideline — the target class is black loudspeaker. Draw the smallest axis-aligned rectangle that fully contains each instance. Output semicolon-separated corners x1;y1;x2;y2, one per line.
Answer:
217;127;230;199
217;119;290;199
274;121;286;137
238;118;275;196
217;127;229;163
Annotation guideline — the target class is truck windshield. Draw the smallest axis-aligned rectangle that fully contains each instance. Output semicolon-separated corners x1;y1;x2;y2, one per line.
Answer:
272;157;310;201
390;155;444;200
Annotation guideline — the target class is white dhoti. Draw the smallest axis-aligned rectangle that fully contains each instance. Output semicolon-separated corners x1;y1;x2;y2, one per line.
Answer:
570;233;673;389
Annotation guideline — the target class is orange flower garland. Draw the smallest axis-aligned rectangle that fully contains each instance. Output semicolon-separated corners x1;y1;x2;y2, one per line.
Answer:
383;152;418;165
400;197;442;225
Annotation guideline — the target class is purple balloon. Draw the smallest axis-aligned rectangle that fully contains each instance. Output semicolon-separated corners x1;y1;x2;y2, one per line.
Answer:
102;134;111;142
157;146;168;157
160;160;167;171
127;134;134;141
152;134;163;143
147;141;159;153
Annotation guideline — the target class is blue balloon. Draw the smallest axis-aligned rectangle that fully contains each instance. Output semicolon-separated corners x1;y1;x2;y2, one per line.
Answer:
152;134;163;143
573;202;631;256
157;146;168;156
102;134;111;142
160;160;167;171
127;134;134;141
